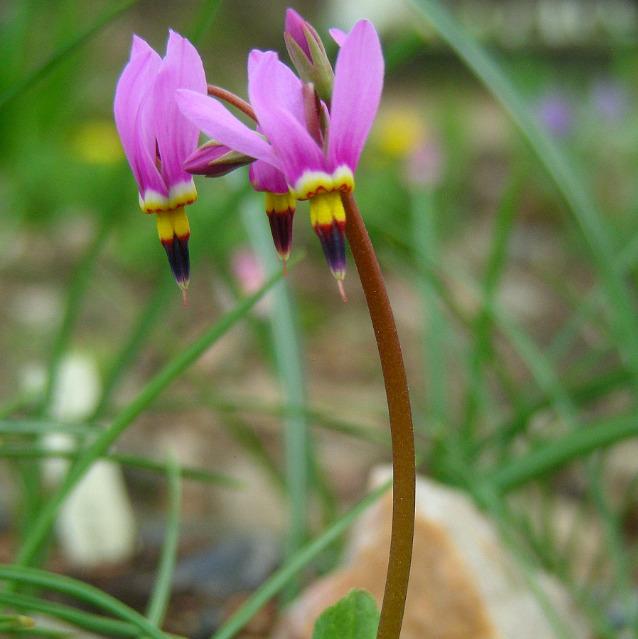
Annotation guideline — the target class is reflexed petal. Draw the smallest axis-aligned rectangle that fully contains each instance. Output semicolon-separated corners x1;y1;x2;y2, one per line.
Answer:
152;30;207;200
114;35;167;201
248;50;305;125
249;159;289;193
248;52;325;184
329;28;348;47
327;20;384;172
176;89;280;168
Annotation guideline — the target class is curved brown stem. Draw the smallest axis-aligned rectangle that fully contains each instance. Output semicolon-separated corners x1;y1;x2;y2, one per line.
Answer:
342;192;416;639
207;84;256;121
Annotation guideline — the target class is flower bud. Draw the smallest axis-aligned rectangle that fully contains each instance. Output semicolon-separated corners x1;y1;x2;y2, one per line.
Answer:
183;141;253;178
284;9;334;102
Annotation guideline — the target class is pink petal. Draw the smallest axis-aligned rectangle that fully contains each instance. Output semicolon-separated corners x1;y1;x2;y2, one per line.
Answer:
248;51;325;185
114;35;167;198
151;30;207;193
249;160;289;193
327;20;384;172
329;28;348;47
248;50;305;125
176;89;280;167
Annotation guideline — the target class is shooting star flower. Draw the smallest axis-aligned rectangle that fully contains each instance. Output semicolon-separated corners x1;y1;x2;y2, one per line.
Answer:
176;19;383;296
114;30;206;293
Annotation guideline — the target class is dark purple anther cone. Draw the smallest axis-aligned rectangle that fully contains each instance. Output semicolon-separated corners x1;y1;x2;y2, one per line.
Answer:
267;209;295;261
162;235;190;289
314;221;346;280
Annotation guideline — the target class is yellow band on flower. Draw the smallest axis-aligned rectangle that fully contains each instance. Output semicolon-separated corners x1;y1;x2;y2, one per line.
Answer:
294;166;355;200
265;191;296;214
309;191;346;228
156;207;190;242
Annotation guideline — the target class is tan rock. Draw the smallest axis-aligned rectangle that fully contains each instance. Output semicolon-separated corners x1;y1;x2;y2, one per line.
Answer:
276;467;589;639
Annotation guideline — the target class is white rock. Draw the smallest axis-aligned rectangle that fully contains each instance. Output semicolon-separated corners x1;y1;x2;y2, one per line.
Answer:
45;353;136;568
276;466;588;639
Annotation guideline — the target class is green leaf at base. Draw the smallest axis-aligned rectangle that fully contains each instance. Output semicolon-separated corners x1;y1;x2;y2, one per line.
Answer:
312;590;380;639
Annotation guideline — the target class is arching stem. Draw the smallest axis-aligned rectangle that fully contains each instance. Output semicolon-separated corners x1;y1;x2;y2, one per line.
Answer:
342;192;416;639
207;81;415;638
207;84;256;120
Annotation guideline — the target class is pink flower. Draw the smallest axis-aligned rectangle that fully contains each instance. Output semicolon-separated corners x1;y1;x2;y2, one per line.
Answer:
176;19;384;286
113;31;206;291
231;249;271;316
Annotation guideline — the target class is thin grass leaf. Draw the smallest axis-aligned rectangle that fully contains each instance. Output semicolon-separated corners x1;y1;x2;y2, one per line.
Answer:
210;480;391;639
410;188;449;430
0;565;171;639
196;394;389;446
488;413;638;492
189;0;223;44
461;172;521;441
241;200;312;597
39;216;113;416
472;485;582;639
0;591;139;638
92;276;174;420
477;368;631;453
5;628;70;638
215;413;286;492
14;261;294;569
146;458;182;627
0;420;92;437
547;233;638;364
410;0;638;386
587;456;636;630
0;0;140;110
0;445;239;487
0;394;36;420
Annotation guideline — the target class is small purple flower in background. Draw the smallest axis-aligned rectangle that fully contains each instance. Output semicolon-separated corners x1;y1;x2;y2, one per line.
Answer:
406;139;444;190
231;249;271;316
177;17;384;298
536;92;574;138
591;79;628;123
113;31;206;294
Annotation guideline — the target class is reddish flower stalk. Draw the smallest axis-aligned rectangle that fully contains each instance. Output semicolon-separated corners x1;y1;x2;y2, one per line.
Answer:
342;192;415;639
203;82;416;639
207;84;256;120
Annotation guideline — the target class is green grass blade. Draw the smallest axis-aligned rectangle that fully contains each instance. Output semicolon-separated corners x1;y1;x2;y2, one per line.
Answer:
0;565;171;639
488;413;638;492
0;591;139;637
0;395;35;420
410;0;638;384
189;0;223;44
461;173;520;441
210;480;391;639
14;263;292;569
92;276;174;420
547;234;638;363
410;188;449;429
146;459;182;627
478;367;631;453
241;200;311;595
0;444;239;487
587;456;634;625
0;0;140;110
39;217;112;416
